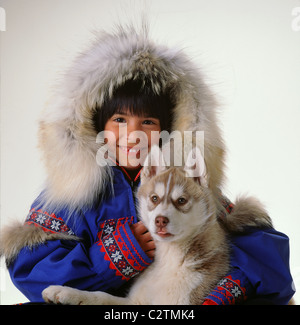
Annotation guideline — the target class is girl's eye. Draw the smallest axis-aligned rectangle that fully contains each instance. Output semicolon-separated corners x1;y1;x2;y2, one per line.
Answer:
114;117;126;123
177;197;187;205
143;120;155;125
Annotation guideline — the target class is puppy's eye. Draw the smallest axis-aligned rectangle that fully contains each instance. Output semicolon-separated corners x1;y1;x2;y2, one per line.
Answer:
177;197;187;205
151;195;159;203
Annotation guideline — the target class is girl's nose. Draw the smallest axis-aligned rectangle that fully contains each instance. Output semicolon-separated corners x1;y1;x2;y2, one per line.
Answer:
127;123;140;143
126;122;148;144
127;120;140;133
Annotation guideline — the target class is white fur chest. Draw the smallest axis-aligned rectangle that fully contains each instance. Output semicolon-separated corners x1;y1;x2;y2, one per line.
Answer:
129;242;203;305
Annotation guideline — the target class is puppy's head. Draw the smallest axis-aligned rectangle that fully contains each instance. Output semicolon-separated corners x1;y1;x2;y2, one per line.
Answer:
137;146;214;243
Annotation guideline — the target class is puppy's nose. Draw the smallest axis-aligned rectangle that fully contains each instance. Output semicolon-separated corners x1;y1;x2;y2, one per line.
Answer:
155;216;169;227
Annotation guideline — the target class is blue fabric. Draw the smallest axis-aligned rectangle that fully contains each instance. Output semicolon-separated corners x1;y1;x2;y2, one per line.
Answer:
203;228;295;305
229;228;295;304
8;167;295;304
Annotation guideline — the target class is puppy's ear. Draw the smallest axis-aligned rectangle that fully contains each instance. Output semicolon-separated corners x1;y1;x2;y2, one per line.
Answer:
184;147;208;187
141;145;166;184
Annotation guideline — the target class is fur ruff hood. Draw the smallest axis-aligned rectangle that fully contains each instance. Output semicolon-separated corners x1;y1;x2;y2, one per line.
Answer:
38;24;225;211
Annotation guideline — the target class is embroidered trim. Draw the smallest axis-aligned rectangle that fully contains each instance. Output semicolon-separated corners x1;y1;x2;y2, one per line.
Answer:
118;224;149;266
204;275;247;305
202;298;218;305
25;208;75;235
97;217;151;281
97;217;127;239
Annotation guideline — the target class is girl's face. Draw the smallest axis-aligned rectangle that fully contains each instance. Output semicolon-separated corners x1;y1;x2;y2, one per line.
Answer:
104;110;161;170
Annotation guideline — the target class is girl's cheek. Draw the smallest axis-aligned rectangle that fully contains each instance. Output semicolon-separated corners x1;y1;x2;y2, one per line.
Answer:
103;132;118;153
148;130;161;147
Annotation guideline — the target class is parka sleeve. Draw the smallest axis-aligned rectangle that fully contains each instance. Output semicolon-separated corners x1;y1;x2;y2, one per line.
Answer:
8;210;152;302
203;228;295;305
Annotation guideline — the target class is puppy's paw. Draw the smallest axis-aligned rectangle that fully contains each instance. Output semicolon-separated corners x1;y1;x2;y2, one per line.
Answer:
42;285;87;305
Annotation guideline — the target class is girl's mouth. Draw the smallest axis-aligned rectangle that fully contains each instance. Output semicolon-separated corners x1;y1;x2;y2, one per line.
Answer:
118;145;146;155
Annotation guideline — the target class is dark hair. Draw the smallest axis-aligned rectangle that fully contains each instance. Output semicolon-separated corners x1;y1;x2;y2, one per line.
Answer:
93;79;174;133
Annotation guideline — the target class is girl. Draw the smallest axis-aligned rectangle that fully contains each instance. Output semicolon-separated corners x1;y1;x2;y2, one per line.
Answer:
0;25;295;304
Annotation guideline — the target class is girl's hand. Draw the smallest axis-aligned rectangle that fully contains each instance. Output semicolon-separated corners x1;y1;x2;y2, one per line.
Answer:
130;222;155;259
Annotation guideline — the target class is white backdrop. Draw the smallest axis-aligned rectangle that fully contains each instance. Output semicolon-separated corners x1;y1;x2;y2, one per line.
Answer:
1;0;300;304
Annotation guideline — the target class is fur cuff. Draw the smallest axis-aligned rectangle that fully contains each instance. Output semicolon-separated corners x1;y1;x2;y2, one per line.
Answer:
0;221;80;267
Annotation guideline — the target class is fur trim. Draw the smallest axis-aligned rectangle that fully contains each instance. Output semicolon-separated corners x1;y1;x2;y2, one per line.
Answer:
221;195;273;233
38;22;225;211
0;221;80;266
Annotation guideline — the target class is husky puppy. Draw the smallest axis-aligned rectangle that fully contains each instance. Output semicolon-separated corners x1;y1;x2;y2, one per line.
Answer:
42;147;271;305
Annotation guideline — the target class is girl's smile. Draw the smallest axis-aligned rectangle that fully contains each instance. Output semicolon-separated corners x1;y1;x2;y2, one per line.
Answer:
118;145;147;155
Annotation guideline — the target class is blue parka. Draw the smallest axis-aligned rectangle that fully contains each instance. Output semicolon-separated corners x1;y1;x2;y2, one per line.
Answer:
8;167;295;304
2;23;295;305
